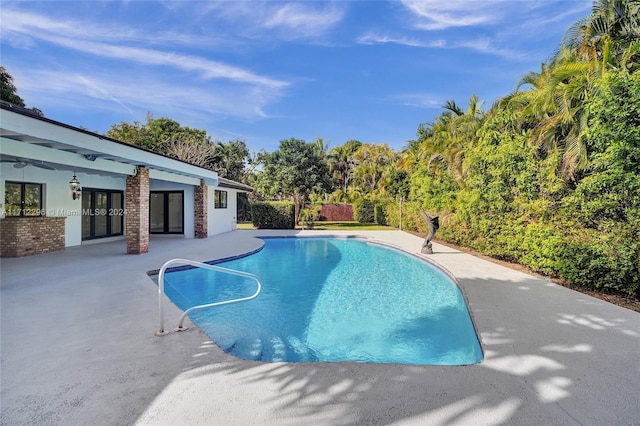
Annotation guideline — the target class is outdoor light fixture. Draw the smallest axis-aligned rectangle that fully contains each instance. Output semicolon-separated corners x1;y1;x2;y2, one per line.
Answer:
69;169;82;200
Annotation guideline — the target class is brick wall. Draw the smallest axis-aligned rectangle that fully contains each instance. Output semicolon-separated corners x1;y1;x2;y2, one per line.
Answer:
0;217;66;257
126;166;150;254
194;179;208;238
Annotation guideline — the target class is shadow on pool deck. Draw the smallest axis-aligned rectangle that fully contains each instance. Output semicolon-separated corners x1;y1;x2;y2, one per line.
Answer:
1;230;639;425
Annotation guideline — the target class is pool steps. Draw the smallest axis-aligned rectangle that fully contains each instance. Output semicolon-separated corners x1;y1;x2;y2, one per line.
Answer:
221;330;318;362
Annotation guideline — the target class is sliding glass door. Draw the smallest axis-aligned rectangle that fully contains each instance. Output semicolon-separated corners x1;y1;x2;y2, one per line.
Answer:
81;189;124;240
150;191;184;234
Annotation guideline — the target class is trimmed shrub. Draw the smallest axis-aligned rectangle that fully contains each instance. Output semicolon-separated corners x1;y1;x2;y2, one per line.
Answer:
236;192;252;222
250;201;295;229
518;223;565;275
557;229;640;297
374;204;387;225
353;198;375;223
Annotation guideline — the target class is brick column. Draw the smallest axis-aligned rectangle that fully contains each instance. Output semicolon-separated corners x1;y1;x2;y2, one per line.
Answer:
194;179;208;238
126;166;149;254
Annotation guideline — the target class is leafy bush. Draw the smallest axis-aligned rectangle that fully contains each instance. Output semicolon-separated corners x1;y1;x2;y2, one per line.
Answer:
518;223;565;275
299;204;322;229
236;192;252;222
557;229;640;297
374;204;387;225
353;198;375;223
250;201;295;229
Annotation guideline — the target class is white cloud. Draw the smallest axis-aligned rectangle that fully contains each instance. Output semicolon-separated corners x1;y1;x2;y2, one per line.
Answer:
2;9;138;45
2;6;290;123
518;3;591;31
19;67;279;122
45;34;288;89
263;3;344;37
401;0;504;30
396;93;444;109
357;33;446;48
195;1;345;40
1;8;288;88
356;31;523;60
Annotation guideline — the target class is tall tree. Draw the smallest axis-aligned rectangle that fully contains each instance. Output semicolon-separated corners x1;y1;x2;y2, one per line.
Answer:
559;0;640;68
1;66;25;106
518;0;640;181
327;139;361;202
211;139;251;182
105;115;216;168
515;59;599;179
105;120;149;147
426;95;485;188
352;143;396;197
0;66;44;116
161;133;214;168
312;137;330;157
255;138;332;223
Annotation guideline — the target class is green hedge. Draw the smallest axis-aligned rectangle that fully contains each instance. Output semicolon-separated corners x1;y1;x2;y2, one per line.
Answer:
374;204;387;225
353;199;374;223
354;199;389;225
385;201;639;298
250;201;295;229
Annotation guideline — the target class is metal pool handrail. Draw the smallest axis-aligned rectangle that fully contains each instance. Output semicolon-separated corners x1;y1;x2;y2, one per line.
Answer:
155;258;262;336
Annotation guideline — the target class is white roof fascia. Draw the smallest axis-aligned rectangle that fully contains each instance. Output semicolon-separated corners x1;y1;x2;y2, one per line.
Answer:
217;176;254;192
1;109;218;185
149;169;202;186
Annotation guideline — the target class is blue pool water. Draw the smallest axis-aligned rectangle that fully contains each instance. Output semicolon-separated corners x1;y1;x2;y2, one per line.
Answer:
163;237;483;365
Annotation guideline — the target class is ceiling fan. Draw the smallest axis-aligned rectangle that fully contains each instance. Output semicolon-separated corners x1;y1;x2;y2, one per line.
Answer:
1;157;55;170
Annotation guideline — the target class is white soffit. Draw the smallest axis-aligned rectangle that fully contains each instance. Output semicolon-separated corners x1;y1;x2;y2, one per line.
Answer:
0;137;136;176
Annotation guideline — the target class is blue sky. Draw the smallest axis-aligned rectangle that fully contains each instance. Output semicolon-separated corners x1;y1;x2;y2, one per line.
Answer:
1;1;591;153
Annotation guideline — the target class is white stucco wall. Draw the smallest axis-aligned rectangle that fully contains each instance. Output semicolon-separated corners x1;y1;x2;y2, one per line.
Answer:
208;187;240;236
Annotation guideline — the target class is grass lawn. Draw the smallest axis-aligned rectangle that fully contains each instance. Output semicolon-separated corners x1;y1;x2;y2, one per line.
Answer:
236;221;396;231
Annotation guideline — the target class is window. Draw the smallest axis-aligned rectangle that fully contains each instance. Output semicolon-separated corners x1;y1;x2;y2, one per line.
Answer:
81;188;124;240
4;181;43;216
214;190;227;209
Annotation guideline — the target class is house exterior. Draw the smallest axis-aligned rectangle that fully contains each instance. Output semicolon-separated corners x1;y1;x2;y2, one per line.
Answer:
0;101;252;257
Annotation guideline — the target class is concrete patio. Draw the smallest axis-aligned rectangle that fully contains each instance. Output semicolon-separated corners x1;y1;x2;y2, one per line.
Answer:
1;230;638;425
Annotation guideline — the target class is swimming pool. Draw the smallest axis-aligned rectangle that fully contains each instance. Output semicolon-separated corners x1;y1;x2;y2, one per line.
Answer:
162;237;483;365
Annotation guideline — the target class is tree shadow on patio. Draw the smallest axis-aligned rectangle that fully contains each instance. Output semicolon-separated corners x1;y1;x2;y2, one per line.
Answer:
136;275;640;425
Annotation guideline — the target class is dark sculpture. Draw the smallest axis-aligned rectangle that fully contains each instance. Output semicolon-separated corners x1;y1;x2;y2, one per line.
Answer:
420;210;439;254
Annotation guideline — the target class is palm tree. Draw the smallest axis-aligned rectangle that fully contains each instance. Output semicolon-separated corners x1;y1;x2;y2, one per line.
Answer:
529;0;640;180
352;143;395;196
425;95;485;188
515;57;600;179
558;0;640;69
212;139;250;182
312;137;330;158
327;140;361;201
